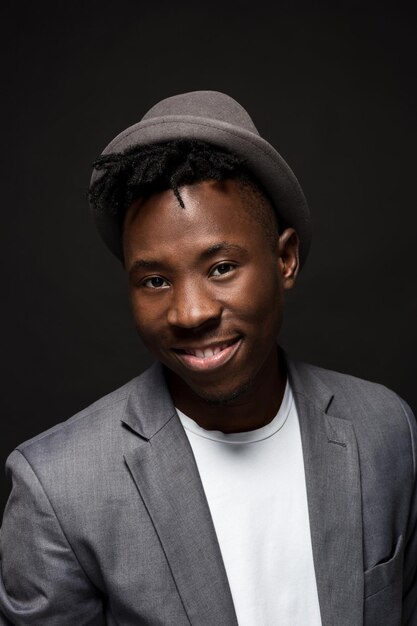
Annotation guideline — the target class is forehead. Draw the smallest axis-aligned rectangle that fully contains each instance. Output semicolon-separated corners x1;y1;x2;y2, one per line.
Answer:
122;179;270;263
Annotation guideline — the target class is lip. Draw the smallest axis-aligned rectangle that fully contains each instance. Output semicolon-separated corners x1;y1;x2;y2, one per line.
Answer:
172;337;242;372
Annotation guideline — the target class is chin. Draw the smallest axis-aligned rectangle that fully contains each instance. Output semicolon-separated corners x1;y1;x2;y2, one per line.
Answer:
190;378;253;406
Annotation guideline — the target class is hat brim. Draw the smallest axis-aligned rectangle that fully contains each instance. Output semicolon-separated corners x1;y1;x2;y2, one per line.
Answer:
90;115;311;267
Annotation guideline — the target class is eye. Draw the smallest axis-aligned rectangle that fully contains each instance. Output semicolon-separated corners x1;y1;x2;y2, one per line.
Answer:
211;263;237;277
142;276;169;289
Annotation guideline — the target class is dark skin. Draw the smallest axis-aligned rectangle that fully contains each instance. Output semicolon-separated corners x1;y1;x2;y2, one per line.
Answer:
123;179;299;433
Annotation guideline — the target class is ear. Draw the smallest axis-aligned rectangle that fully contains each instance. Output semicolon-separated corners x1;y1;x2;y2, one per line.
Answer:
277;228;300;290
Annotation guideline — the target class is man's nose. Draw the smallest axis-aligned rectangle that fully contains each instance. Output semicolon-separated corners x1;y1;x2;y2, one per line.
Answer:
166;280;222;329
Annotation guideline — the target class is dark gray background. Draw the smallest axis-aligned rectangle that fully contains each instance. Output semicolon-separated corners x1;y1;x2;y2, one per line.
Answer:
1;1;416;514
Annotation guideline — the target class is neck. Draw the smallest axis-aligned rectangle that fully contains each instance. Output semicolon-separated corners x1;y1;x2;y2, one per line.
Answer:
166;347;286;433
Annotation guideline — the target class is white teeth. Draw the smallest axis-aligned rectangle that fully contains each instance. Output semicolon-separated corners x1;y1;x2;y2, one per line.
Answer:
182;340;237;358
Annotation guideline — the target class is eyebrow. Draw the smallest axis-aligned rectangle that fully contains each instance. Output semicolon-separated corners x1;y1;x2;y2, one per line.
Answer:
128;259;163;280
128;242;247;277
200;242;247;259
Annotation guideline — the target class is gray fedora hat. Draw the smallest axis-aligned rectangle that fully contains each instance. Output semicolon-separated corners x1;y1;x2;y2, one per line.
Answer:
90;90;311;267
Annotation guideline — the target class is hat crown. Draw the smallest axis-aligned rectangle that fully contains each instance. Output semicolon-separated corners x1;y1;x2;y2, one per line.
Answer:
91;89;311;268
141;90;259;135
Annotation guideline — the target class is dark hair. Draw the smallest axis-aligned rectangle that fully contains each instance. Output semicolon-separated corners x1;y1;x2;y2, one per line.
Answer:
89;139;280;249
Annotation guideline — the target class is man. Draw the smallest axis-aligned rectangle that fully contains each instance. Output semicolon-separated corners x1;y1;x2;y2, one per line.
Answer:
0;91;416;626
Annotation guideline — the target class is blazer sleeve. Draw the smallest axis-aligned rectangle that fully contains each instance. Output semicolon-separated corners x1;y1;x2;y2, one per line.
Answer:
0;450;105;626
400;398;417;625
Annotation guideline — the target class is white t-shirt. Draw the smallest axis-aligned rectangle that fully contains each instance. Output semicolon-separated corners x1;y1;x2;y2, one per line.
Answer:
176;382;322;626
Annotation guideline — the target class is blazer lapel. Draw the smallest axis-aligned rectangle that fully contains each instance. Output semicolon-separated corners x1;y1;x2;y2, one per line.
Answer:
287;357;364;626
122;363;238;626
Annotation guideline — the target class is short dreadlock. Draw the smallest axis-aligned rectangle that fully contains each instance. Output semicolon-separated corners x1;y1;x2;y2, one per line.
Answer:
89;139;280;251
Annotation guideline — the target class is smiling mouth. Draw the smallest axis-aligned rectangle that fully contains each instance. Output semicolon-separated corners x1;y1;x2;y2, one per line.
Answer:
173;337;242;371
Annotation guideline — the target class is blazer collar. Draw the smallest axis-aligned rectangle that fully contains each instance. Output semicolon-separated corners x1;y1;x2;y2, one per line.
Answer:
121;361;176;440
285;353;334;412
120;352;335;439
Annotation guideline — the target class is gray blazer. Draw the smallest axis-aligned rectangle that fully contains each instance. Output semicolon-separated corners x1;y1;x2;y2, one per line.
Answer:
0;356;416;626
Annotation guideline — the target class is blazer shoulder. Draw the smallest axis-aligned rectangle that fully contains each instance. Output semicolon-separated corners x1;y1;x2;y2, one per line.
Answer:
295;359;411;411
13;369;149;463
294;359;416;469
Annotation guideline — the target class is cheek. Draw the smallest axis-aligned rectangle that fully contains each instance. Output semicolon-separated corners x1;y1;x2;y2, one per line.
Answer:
225;266;283;324
129;293;166;344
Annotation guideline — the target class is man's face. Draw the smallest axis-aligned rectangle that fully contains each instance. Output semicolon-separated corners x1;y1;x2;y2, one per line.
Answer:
123;179;298;405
